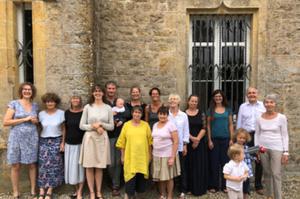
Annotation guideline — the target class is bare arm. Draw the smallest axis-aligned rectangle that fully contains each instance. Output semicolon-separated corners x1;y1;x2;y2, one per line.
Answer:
3;108;32;126
228;114;234;144
207;116;214;150
144;105;149;122
169;131;179;166
60;123;66;152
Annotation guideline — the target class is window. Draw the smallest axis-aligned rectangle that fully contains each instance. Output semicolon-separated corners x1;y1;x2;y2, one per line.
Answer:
16;3;33;83
189;15;251;114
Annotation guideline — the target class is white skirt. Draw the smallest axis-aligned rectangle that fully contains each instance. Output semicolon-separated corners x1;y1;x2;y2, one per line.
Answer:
64;143;85;185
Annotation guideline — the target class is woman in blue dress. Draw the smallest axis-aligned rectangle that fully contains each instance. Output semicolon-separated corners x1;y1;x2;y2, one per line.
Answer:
3;82;39;199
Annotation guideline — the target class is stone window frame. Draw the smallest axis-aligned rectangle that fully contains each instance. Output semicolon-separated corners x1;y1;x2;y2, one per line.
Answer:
187;3;259;113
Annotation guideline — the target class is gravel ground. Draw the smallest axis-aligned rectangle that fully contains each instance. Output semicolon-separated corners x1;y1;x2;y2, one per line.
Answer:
1;174;299;199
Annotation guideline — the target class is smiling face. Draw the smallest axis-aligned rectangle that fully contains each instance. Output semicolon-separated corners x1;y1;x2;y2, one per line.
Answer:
264;98;276;112
46;100;56;110
236;133;247;145
247;87;258;104
150;89;160;102
168;95;180;108
188;96;198;109
132;109;142;121
213;93;223;105
71;96;81;109
93;87;104;101
106;83;117;98
158;112;168;123
21;85;33;99
131;87;141;101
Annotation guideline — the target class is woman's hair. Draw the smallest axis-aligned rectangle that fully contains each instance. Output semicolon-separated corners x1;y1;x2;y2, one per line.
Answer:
70;95;82;109
88;84;104;105
131;105;143;114
18;82;37;100
234;128;251;143
186;94;200;109
227;143;243;160
264;93;278;104
168;93;181;103
208;89;228;118
157;106;169;115
149;87;161;96
41;92;61;105
130;85;141;94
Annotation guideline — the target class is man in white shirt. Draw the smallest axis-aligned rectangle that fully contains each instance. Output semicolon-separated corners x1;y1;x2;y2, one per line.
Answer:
236;87;265;195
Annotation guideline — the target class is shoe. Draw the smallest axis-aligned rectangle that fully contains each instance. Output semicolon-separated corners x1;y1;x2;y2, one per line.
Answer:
179;193;186;199
112;189;120;197
208;189;217;193
69;193;77;199
256;189;264;195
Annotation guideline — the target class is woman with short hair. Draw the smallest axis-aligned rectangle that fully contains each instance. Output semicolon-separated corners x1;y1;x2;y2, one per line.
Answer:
255;94;289;199
38;92;65;199
116;106;152;199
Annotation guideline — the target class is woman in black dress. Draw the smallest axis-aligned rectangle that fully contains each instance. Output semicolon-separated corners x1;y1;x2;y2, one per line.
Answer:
185;94;208;196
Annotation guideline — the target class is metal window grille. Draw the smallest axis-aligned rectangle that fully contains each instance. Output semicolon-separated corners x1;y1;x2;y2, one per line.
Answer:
189;15;251;114
16;3;33;83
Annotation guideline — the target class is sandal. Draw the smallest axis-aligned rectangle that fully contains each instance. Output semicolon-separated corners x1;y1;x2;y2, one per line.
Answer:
96;192;104;199
208;189;217;193
45;193;52;199
31;193;38;199
38;193;45;199
69;193;77;199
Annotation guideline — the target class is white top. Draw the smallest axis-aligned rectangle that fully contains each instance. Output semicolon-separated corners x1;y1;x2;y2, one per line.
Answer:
112;106;125;113
255;113;289;151
223;160;249;191
168;110;189;152
39;109;65;138
152;121;177;157
236;101;265;132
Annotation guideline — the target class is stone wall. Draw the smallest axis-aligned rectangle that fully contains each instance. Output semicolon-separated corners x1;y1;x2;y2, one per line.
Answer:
94;0;300;170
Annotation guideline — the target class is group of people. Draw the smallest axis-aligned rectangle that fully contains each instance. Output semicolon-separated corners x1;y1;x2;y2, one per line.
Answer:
3;81;289;199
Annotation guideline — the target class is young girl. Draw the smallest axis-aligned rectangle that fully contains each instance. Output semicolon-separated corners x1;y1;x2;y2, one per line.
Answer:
235;128;253;199
223;144;249;199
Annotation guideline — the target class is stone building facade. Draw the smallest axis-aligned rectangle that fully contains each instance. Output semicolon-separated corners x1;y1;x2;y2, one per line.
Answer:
0;0;299;190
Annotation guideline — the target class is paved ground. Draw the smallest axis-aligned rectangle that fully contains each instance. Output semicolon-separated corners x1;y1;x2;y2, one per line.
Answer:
0;172;299;199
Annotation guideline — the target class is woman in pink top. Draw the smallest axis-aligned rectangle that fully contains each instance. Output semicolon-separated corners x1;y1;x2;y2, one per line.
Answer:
151;106;180;199
255;94;289;199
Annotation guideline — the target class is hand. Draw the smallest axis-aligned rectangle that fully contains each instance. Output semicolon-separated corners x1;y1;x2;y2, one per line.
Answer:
24;116;32;122
30;116;39;124
168;157;175;166
59;142;65;152
116;121;123;127
182;145;188;156
96;127;104;135
281;154;289;165
208;139;214;150
192;142;199;149
229;139;234;146
92;122;101;129
121;155;124;165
